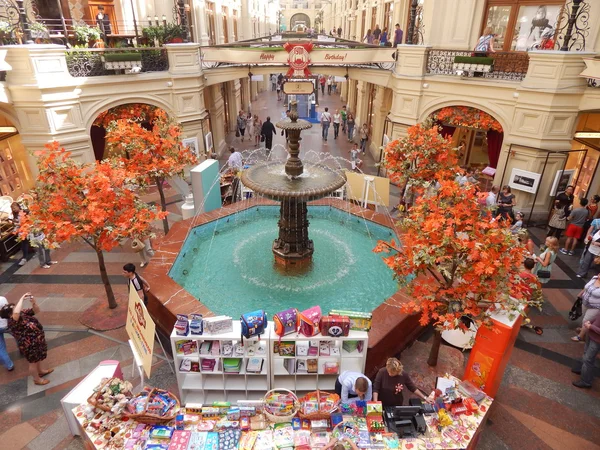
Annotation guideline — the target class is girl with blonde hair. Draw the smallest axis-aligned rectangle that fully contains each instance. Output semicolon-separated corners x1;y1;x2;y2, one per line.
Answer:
533;236;558;284
373;357;430;407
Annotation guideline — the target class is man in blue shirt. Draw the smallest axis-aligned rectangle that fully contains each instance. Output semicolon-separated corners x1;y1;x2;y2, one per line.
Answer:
335;371;372;404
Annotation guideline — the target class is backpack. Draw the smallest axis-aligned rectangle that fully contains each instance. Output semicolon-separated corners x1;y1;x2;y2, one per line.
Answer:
274;308;299;338
299;306;322;337
240;310;267;342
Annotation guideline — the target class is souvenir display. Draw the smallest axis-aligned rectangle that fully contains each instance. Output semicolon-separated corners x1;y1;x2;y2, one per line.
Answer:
203;316;233;334
87;378;134;414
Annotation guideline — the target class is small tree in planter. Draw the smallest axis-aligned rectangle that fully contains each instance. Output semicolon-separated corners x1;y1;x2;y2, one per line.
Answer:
105;110;198;234
377;123;533;366
18;142;166;309
73;24;102;47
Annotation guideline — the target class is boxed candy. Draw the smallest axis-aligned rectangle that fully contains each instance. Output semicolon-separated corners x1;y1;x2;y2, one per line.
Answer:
174;315;189;336
203;315;233;334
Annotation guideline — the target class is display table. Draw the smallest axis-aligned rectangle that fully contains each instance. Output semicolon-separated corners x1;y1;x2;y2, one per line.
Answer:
61;361;122;436
72;389;493;449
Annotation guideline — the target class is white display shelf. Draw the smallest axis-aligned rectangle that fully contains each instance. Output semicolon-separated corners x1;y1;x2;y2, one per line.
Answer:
269;328;368;395
171;321;271;404
171;321;369;403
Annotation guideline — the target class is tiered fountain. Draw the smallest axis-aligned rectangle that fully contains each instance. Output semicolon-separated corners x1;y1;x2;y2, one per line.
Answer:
241;102;346;271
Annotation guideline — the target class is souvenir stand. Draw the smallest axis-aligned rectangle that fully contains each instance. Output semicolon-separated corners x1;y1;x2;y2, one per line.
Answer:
72;311;495;449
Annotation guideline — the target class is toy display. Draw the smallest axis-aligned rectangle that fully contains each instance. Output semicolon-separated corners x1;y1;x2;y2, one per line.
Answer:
240;310;267;341
87;378;134;414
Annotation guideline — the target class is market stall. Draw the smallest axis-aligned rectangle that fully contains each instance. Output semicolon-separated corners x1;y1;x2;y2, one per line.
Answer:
71;311;494;449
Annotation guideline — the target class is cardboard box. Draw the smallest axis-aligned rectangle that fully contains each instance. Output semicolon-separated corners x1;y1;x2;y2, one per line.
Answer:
329;310;373;331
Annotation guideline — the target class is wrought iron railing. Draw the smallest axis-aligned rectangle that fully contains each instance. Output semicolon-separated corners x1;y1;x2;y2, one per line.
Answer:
65;47;168;77
425;49;530;82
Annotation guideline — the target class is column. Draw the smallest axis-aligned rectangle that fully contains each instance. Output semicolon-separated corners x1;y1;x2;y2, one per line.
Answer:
354;80;367;126
193;0;210;45
369;86;386;157
240;0;252;40
206;85;226;155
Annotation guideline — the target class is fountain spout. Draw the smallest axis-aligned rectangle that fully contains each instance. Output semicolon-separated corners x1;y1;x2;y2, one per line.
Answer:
276;101;312;179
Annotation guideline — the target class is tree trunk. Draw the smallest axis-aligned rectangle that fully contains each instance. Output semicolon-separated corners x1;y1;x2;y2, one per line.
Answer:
156;176;169;234
427;329;443;367
95;247;118;309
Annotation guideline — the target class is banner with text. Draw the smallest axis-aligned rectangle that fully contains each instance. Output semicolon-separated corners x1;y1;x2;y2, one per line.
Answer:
126;288;156;378
201;48;395;65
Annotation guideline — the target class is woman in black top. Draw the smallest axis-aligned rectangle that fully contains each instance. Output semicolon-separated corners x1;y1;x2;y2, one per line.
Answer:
373;357;429;407
497;185;515;221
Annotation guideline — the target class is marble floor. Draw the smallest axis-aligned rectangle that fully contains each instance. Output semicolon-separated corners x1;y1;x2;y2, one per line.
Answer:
0;88;598;449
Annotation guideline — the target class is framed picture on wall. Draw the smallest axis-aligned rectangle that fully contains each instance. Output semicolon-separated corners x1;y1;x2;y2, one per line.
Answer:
205;132;214;157
509;168;541;194
182;137;199;158
549;169;575;197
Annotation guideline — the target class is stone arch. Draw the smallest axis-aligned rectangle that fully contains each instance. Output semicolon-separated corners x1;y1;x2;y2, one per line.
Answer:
290;13;311;31
419;99;509;135
87;98;173;161
0;106;22;134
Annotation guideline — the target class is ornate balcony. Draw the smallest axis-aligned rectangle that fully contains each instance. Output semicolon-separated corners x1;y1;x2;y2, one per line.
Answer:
425;49;530;82
65;47;168;77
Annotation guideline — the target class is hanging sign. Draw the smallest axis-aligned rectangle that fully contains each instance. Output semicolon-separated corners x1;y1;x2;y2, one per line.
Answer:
284;42;313;78
283;80;314;95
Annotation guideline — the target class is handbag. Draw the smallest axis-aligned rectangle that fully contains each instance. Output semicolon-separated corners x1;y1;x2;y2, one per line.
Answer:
274;308;299;338
537;270;551;279
131;238;145;253
299;306;322;337
319;315;351;337
569;297;583;321
235;129;240;137
260;134;265;142
548;209;567;229
240;310;267;341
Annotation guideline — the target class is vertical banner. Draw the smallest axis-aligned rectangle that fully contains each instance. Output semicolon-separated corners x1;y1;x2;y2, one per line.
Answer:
126;288;156;378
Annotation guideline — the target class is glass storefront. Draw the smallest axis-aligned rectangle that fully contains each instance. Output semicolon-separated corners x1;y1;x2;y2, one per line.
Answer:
565;113;600;206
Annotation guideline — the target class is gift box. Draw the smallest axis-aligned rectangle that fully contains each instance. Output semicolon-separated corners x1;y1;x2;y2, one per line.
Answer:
367;401;383;414
307;359;318;373
278;341;295;357
296;341;309;356
203;315;233;334
366;414;385;432
174;319;189;336
190;313;203;335
342;340;360;353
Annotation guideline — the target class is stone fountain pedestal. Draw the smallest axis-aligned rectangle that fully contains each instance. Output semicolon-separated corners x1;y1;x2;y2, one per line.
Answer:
241;101;346;273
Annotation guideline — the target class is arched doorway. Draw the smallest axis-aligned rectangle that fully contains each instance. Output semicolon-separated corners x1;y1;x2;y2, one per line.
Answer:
430;106;504;171
0;113;33;198
290;13;310;31
90;103;165;161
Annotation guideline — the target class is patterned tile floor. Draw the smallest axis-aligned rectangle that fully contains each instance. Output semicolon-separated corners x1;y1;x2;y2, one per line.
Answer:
0;89;598;449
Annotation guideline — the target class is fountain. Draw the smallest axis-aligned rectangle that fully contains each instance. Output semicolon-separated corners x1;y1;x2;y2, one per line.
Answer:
241;102;346;271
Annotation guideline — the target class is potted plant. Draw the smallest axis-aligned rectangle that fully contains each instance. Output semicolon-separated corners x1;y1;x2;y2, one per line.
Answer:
142;25;165;46
29;22;49;42
453;55;494;76
164;23;185;43
0;21;15;45
73;24;103;48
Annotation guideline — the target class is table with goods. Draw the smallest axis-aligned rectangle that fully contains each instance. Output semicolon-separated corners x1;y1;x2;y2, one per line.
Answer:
73;309;493;449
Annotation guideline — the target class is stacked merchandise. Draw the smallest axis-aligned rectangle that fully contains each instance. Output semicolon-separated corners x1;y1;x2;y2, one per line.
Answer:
223;358;242;374
201;359;216;372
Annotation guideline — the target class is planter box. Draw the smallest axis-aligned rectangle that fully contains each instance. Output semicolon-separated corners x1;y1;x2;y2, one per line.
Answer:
453;56;493;76
103;52;142;71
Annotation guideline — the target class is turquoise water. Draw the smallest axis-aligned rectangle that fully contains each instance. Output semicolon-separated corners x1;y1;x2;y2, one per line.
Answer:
169;206;398;318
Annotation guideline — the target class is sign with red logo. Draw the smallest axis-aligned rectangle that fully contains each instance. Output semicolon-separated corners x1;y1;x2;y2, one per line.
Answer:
284;42;313;78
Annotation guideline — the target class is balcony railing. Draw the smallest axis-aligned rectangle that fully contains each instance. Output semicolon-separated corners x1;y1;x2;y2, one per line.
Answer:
65;47;168;77
425;49;530;82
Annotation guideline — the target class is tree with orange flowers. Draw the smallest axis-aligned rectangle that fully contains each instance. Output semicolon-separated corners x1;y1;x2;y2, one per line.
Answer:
104;110;197;234
377;123;532;366
18;142;166;309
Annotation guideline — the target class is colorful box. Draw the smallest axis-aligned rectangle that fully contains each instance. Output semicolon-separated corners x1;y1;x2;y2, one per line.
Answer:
329;310;373;331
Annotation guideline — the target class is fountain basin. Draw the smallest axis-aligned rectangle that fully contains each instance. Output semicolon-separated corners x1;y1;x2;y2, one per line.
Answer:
240;161;346;201
143;198;424;377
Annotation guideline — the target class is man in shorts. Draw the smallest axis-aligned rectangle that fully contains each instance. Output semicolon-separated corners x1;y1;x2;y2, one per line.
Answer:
562;198;589;256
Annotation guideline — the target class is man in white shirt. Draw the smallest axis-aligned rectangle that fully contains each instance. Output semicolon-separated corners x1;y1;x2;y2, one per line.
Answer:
577;229;600;278
227;147;243;202
335;371;372;404
321;107;332;141
486;185;499;207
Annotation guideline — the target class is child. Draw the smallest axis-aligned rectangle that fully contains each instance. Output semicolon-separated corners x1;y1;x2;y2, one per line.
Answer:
349;144;362;170
511;212;524;234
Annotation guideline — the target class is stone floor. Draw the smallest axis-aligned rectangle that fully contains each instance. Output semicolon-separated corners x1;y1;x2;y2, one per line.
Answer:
0;88;598;449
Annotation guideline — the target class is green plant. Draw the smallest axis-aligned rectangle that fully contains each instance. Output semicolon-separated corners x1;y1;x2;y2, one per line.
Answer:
453;56;494;65
163;23;185;43
73;24;102;45
104;52;142;62
142;25;166;45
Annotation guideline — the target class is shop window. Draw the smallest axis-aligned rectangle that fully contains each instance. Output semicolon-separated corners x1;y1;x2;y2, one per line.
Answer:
222;6;229;43
206;2;217;45
371;7;377;32
482;1;565;51
233;10;239;41
383;2;392;34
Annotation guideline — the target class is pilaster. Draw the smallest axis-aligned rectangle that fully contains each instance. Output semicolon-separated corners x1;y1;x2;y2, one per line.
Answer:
192;0;210;46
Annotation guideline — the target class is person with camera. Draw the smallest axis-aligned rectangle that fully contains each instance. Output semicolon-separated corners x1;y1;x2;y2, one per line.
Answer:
0;293;53;385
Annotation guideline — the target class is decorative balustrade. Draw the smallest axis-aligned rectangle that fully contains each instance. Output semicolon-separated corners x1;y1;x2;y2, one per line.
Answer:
65;47;168;77
425;49;530;82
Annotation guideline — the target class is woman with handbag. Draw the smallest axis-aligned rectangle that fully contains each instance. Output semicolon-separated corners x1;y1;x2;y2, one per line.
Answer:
548;186;574;239
131;237;152;268
252;115;262;147
533;236;558;285
571;264;600;342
